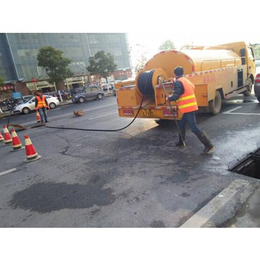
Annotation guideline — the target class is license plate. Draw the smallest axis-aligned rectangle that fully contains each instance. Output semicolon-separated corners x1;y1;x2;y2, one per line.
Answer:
123;109;133;116
163;109;177;117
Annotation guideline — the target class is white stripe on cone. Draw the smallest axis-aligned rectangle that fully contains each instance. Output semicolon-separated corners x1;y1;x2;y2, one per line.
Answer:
11;129;22;149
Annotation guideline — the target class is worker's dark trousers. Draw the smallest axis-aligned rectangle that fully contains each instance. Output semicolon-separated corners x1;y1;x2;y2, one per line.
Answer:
38;107;48;123
177;111;202;135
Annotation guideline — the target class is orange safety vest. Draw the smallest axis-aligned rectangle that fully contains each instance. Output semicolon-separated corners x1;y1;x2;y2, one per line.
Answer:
176;77;198;114
36;95;47;108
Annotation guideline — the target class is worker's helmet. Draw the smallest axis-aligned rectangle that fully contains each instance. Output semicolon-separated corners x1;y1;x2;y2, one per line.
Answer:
174;66;184;77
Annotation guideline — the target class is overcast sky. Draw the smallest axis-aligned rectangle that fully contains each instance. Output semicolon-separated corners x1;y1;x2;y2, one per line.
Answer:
2;0;259;67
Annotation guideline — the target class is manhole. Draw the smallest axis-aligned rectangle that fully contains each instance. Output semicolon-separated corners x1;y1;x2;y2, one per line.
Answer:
229;148;260;179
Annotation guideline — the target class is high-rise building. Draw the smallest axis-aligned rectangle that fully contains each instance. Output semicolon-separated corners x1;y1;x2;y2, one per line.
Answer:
0;33;132;86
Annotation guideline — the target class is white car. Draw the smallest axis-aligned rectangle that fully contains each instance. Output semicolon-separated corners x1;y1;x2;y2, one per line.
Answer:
13;95;60;114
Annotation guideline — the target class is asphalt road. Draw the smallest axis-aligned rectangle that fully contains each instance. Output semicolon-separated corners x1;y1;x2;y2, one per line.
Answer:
0;94;260;227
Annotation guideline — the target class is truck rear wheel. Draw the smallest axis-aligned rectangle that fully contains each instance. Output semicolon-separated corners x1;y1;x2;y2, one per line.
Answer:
209;90;222;115
243;78;253;96
155;119;173;126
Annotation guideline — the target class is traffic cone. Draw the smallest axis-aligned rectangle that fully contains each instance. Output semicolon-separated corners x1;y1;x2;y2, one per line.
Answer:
24;135;41;162
3;125;12;145
36;111;41;123
11;129;24;151
0;131;4;142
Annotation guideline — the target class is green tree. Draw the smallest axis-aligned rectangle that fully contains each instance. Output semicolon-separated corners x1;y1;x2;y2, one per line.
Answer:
158;40;176;51
37;46;73;89
0;77;4;95
87;51;117;82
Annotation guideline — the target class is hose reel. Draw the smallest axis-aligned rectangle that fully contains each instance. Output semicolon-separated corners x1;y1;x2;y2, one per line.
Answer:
136;68;168;96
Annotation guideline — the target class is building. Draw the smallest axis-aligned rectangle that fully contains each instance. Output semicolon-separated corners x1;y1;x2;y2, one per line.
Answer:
0;33;132;96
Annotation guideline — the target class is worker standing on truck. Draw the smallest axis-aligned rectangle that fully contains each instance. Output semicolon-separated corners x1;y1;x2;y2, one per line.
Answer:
166;66;214;155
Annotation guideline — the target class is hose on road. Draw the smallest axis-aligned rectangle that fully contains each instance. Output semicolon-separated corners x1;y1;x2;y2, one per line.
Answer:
45;70;155;133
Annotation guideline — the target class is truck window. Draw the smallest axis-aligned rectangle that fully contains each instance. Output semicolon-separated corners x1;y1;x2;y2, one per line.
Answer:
247;47;254;60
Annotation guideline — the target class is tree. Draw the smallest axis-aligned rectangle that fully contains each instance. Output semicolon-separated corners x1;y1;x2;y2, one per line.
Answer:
37;46;73;89
134;54;148;74
0;77;4;94
87;51;117;82
158;40;176;51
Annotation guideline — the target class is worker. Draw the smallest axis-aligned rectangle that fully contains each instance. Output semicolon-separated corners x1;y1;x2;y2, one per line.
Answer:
166;66;214;155
35;90;50;123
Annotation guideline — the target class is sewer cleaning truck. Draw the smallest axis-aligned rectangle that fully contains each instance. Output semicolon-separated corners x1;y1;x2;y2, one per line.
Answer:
115;41;256;122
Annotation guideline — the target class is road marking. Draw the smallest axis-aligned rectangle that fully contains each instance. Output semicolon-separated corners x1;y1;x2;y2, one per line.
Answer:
224;112;260;116
89;112;118;120
222;106;243;114
222;106;260;116
180;179;250;228
0;168;17;176
20;103;117;127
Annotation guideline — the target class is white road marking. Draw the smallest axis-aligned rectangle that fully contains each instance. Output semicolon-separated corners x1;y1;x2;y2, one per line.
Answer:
89;112;118;120
222;106;243;114
0;168;17;176
180;179;250;228
19;103;117;127
222;106;260;116
224;112;260;116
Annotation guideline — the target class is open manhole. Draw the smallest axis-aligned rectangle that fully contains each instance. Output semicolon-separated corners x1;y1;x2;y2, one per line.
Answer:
229;148;260;179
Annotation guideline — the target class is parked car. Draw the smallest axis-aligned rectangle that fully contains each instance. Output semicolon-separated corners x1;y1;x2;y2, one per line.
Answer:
254;73;260;102
72;85;104;103
13;95;60;114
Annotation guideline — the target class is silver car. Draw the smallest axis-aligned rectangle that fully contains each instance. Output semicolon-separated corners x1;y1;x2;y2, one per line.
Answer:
13;95;60;114
72;85;104;103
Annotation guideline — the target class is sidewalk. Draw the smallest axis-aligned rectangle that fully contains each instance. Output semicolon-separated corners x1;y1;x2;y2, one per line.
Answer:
227;182;260;227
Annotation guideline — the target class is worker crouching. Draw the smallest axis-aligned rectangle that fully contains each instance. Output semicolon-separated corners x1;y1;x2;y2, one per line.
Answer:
166;66;214;155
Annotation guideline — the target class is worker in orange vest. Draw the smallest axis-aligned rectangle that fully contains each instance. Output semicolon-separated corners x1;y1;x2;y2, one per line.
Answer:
35;90;50;123
166;66;214;155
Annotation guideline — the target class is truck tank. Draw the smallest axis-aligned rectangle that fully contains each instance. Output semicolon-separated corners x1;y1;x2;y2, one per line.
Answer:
143;49;242;80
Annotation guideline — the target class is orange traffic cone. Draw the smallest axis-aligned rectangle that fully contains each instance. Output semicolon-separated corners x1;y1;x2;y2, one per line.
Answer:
0;131;4;142
11;129;24;151
3;125;12;145
36;111;41;123
24;135;41;162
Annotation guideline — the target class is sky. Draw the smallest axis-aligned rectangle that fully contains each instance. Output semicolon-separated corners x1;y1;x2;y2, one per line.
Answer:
127;32;259;69
2;0;259;69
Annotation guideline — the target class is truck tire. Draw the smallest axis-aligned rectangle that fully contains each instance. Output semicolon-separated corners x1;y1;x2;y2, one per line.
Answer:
257;96;260;102
155;119;173;126
209;90;222;115
243;78;253;96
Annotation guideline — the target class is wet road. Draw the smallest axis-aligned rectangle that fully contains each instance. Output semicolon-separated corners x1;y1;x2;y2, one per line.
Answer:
0;94;260;227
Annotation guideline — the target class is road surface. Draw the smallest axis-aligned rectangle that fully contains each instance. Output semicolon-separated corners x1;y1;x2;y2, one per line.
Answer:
0;94;260;227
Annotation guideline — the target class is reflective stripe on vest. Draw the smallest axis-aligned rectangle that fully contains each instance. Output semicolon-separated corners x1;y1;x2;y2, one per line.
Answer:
176;77;198;113
36;95;47;108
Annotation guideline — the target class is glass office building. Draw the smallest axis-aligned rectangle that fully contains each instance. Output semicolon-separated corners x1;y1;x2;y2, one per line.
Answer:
0;33;131;82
